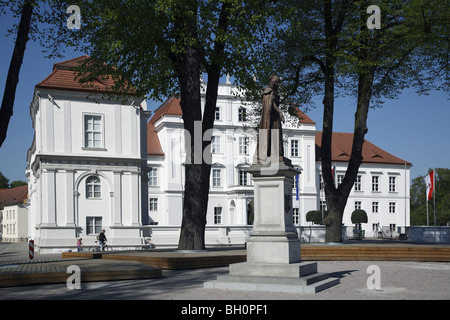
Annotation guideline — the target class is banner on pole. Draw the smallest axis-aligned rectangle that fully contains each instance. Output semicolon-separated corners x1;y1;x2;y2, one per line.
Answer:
425;170;434;201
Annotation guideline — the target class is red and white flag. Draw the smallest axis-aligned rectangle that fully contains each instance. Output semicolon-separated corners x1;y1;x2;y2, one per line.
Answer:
425;170;434;201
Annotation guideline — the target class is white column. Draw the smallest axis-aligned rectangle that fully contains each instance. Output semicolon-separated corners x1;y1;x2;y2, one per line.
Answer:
130;171;141;226
112;171;123;226
42;169;57;226
65;169;75;226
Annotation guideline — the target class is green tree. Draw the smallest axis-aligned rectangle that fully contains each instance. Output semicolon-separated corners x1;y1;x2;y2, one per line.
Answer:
38;0;274;250
250;0;449;242
0;171;9;189
10;180;27;188
411;169;450;226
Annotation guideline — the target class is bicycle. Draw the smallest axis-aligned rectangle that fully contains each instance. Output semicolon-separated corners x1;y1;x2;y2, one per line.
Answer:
89;240;113;252
142;237;156;250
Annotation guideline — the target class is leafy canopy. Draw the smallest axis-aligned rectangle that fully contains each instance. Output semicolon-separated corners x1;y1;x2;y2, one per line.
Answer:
36;0;275;102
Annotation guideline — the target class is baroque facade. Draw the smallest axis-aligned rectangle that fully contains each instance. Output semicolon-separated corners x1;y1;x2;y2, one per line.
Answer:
26;56;411;252
147;83;411;246
26;56;150;253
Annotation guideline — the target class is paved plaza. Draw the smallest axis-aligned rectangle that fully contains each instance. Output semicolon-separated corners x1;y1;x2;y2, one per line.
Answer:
0;241;449;301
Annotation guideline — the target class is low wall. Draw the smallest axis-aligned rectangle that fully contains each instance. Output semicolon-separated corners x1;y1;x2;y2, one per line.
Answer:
407;226;450;243
299;226;349;243
143;225;252;247
143;225;349;246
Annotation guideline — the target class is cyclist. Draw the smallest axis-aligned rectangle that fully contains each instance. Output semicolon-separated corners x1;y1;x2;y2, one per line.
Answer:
97;229;107;251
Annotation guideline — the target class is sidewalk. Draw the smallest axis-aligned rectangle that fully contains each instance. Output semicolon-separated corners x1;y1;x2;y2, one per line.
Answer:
0;242;162;287
1;241;450;300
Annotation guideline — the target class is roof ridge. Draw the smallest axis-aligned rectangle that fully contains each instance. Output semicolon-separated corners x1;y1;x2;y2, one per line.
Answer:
315;131;412;165
53;55;90;71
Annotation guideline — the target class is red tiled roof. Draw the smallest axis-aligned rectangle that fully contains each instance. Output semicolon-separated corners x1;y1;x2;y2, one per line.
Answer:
149;96;315;124
315;132;412;165
149;97;183;124
36;55;135;95
290;107;316;125
0;185;28;209
147;122;165;156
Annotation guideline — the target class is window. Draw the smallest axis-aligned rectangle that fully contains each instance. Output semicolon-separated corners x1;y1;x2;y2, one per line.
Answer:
239;137;249;155
86;176;101;199
212;169;222;187
238;170;248;186
84;115;103;148
211;136;221;153
372;176;379;192
215;107;221;120
290;140;299;157
319;174;324;190
293;208;299;225
149;198;158;211
238;107;247;122
372;202;379;214
355;201;362;210
320;200;327;211
214;207;222;224
86;217;102;235
389;176;396;192
354;175;362;191
148;168;158;186
389;202;396;213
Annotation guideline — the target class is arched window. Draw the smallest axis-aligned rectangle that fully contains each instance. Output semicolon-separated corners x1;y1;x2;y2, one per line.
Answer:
86;176;101;199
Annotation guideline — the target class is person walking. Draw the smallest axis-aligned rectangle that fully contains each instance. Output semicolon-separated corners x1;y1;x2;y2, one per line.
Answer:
77;238;83;252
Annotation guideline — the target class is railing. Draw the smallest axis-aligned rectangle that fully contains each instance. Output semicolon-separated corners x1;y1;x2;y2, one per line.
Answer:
407;226;450;243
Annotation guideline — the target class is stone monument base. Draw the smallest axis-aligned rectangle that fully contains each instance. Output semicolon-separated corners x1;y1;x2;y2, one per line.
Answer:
204;261;339;294
204;158;339;294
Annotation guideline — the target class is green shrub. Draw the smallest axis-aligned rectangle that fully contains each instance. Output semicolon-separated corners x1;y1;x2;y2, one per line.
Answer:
351;209;368;224
306;210;327;225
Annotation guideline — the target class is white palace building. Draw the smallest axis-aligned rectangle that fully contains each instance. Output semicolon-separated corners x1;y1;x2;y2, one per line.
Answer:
27;57;412;253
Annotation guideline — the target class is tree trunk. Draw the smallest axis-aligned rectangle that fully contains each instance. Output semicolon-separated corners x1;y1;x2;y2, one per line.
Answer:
0;0;35;148
321;0;351;242
176;2;230;250
176;43;206;250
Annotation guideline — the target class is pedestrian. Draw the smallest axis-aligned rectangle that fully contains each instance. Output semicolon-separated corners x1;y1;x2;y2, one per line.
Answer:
98;229;107;251
77;238;83;252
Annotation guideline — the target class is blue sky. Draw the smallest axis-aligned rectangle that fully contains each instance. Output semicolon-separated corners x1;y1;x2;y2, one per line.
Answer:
0;12;448;184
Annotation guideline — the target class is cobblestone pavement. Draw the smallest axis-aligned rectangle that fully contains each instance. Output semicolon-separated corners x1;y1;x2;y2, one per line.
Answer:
1;242;450;301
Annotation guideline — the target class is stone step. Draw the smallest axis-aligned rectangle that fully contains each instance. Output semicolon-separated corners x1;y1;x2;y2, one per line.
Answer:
229;261;318;278
204;273;340;294
215;272;330;286
303;277;341;294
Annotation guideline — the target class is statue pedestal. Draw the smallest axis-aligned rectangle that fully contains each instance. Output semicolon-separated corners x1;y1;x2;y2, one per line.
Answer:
243;159;301;266
204;158;339;293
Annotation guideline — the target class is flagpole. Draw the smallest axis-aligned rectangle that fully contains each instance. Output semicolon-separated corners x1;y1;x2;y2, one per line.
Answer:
433;168;436;226
426;166;429;226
